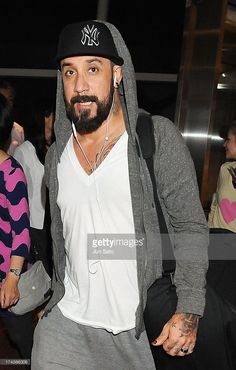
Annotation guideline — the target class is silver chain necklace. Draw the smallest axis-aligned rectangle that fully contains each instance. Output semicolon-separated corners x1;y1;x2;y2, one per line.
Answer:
72;119;109;175
72;93;117;174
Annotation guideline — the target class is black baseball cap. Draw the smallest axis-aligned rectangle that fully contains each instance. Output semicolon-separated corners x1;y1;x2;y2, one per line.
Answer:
56;21;124;66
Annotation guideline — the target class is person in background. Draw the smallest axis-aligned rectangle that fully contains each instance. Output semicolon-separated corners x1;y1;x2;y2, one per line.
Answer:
207;121;236;308
0;93;34;362
208;121;236;232
43;99;55;150
14;99;55;277
31;20;208;370
0;79;25;156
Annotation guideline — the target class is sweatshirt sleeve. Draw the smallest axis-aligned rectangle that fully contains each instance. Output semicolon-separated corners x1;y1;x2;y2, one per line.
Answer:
153;116;209;316
6;161;30;258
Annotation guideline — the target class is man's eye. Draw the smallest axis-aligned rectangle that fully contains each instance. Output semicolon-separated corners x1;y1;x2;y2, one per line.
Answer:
64;70;75;76
89;67;98;73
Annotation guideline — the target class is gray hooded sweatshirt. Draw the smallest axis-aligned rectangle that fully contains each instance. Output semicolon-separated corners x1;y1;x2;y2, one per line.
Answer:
44;20;209;339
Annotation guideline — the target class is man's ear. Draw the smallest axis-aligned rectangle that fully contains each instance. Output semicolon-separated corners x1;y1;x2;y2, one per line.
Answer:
113;66;122;88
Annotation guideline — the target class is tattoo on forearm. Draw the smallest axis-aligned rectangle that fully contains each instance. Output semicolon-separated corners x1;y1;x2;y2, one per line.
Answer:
179;313;199;336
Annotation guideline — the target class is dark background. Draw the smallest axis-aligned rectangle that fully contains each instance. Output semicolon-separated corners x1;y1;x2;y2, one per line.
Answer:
0;1;186;125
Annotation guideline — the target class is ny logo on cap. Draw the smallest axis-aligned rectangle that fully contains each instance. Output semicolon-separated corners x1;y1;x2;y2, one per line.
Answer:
81;24;100;47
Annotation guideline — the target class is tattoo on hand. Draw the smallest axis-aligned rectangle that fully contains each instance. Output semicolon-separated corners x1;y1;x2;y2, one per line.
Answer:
179;313;199;336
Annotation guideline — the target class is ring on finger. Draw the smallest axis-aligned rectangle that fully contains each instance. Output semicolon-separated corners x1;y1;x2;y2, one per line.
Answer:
180;348;188;353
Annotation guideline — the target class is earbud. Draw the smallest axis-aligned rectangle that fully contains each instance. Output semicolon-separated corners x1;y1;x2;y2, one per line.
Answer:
113;72;119;88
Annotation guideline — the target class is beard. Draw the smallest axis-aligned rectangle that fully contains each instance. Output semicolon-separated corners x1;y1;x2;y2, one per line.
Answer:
65;81;114;135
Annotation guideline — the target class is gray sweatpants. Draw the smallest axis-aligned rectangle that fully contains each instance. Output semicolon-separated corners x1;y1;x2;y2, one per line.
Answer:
31;305;156;370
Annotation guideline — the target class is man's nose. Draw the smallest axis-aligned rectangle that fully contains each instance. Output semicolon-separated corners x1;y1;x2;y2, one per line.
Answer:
74;74;89;94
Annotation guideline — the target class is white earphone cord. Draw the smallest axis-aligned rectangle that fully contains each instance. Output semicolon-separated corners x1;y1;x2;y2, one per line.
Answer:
72;88;115;173
71;88;116;273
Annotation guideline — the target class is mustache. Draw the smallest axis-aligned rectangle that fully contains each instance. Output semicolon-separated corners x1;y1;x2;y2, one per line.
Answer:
70;95;98;105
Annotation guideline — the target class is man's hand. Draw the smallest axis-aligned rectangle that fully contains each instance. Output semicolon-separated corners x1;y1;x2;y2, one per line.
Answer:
151;313;199;356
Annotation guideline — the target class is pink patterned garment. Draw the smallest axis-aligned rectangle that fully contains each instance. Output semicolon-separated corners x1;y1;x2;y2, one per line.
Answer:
0;157;30;285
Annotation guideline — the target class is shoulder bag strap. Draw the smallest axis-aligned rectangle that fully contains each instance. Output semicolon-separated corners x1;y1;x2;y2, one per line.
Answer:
136;112;176;273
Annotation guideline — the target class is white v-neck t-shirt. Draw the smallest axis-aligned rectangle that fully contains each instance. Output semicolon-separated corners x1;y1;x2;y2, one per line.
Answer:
57;132;139;334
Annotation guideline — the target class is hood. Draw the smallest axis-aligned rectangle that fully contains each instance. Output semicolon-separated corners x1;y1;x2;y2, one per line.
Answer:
53;20;139;159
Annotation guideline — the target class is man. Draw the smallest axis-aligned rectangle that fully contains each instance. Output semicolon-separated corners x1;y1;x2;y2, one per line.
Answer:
0;79;25;155
31;20;208;369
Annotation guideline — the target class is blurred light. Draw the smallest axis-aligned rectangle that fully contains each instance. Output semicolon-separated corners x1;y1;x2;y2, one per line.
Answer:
218;69;236;89
182;133;223;141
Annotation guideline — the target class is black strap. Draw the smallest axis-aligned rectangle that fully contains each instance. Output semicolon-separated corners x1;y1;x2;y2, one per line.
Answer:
136;112;176;273
145;157;176;273
136;112;156;159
